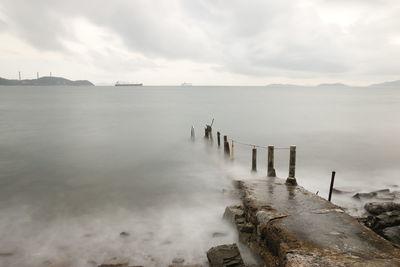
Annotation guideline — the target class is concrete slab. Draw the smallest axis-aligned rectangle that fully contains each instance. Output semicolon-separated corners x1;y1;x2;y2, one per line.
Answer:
231;178;400;266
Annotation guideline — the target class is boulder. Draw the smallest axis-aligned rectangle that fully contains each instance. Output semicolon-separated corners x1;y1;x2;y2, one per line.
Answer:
120;232;130;237
360;210;400;232
223;205;244;224
376;210;400;229
382;226;400;246
212;232;228;238
207;244;245;267
365;202;400;215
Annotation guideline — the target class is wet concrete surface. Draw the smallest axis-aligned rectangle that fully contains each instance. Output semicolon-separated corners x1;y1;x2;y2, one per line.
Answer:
232;178;400;266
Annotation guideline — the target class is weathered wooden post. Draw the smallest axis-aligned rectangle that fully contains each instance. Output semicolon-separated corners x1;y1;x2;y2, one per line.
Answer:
223;136;230;156
252;147;257;172
217;132;221;147
204;125;212;139
191;126;195;140
286;145;297;185
231;141;235;159
267;146;276;177
328;171;336;202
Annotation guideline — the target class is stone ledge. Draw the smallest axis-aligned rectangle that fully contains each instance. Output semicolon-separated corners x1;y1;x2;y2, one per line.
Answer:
225;178;400;267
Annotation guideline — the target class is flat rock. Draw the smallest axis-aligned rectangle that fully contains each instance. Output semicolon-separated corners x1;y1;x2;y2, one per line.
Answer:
353;192;377;200
169;265;202;267
0;252;14;257
46;260;73;267
207;243;245;267
353;189;398;201
172;257;185;264
98;258;129;267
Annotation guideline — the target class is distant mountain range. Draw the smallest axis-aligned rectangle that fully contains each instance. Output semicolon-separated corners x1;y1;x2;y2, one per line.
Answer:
266;80;400;88
0;76;94;86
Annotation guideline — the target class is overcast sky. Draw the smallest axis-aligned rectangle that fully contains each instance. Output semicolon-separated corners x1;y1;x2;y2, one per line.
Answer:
0;0;399;85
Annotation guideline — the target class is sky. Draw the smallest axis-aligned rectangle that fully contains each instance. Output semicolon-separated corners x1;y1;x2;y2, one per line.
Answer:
0;0;399;85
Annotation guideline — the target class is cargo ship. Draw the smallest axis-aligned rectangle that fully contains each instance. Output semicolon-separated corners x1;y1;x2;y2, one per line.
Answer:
115;81;143;86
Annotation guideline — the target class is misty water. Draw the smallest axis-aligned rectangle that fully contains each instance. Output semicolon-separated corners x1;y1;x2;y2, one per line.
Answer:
0;85;400;266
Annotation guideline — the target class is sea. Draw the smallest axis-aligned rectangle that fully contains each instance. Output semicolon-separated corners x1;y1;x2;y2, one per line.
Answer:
0;85;399;266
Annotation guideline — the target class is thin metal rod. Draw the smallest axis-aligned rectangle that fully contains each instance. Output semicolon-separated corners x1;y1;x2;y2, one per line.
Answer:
328;171;336;202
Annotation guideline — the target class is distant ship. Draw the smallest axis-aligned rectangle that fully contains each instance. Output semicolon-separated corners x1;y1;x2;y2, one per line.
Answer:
181;82;192;86
115;81;143;86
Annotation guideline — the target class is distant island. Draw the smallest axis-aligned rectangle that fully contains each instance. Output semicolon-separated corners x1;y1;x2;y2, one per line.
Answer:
370;80;400;87
0;76;94;86
266;80;400;88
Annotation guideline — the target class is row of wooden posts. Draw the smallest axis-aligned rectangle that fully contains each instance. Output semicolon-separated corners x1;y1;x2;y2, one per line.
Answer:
194;123;337;201
200;124;298;186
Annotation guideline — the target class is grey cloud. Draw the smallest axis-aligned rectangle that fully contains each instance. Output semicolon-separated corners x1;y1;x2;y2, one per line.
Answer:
1;0;400;79
0;0;70;50
0;19;7;31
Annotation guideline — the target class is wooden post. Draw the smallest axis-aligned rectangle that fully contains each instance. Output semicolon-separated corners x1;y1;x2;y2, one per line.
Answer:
191;126;195;140
207;125;212;139
267;146;276;177
328;171;336;202
231;141;235;159
217;132;221;147
252;147;257;172
286;145;297;185
204;125;212;139
223;136;230;156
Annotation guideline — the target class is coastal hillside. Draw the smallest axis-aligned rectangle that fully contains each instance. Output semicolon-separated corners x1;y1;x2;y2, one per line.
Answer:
0;76;94;86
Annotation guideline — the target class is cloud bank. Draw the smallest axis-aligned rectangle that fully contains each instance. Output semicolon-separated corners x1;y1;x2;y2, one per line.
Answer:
0;0;400;84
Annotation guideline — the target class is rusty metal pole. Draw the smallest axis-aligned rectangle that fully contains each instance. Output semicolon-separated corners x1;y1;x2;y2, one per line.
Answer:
267;146;276;177
252;147;257;172
328;171;336;202
286;145;297;185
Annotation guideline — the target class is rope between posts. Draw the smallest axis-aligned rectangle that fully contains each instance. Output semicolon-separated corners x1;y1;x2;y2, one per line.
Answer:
226;137;290;150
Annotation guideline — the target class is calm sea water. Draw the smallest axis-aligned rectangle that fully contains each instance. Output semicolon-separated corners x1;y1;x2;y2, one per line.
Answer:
0;85;399;266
